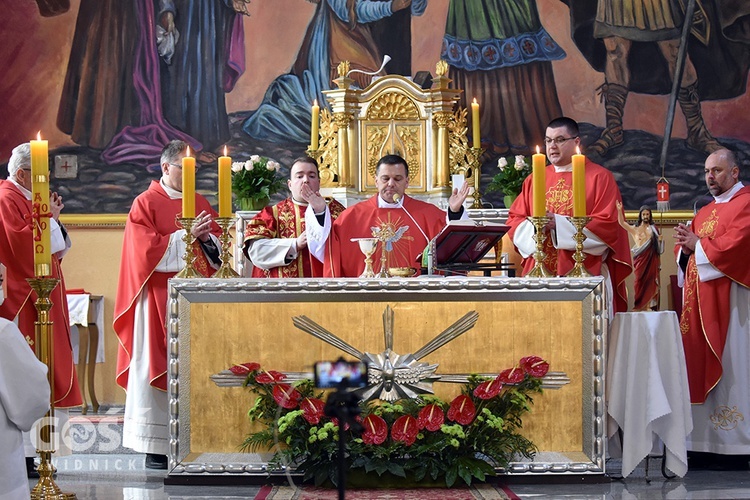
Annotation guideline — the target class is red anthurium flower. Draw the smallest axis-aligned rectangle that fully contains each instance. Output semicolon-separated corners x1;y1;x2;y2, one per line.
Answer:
255;370;286;384
361;414;388;445
228;362;260;376
417;404;445;431
498;366;524;384
392;415;419;446
301;398;325;425
520;356;549;378
473;378;503;400
272;384;302;409
447;395;476;425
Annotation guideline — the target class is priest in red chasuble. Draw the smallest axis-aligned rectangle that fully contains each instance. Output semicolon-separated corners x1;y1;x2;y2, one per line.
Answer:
506;117;632;314
325;154;470;277
114;140;221;469
243;157;345;278
675;148;750;457
0;143;80;410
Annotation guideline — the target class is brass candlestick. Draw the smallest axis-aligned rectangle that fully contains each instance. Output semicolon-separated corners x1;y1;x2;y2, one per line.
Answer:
213;217;240;278
467;146;484;209
527;216;553;278
566;216;593;277
27;277;77;500
175;217;200;278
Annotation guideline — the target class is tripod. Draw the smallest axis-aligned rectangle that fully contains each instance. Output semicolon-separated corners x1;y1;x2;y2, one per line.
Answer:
323;380;363;500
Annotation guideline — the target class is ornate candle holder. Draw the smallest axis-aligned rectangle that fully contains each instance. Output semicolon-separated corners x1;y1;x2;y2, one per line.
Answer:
527;216;553;278
176;217;201;279
352;238;378;278
565;216;593;277
467;146;484;209
213;217;240;278
27;277;78;500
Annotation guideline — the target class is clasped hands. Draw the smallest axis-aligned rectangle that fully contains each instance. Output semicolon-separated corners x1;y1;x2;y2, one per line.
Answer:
190;211;214;242
674;223;698;254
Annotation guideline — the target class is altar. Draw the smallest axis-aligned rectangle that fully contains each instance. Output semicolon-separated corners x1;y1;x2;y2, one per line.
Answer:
165;276;608;483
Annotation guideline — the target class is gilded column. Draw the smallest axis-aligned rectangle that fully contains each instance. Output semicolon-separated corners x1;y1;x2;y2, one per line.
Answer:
334;113;352;187
434;112;451;188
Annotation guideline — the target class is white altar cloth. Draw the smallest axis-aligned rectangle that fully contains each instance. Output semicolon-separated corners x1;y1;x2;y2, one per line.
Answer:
607;311;693;477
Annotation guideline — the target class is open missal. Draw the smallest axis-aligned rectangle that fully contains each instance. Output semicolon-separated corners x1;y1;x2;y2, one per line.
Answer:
431;220;510;275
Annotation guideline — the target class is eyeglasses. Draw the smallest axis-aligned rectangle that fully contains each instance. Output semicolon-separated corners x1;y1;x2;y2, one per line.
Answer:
544;136;578;146
168;162;200;170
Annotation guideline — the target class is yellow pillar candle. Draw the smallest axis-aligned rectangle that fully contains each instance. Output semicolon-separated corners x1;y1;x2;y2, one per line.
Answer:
471;98;481;149
218;146;232;218
30;133;51;276
572;147;586;217
182;147;196;218
310;99;320;151
532;146;546;217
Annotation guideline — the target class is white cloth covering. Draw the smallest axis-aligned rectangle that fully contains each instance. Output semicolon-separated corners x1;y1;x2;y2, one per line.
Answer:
607;311;693;477
0;318;50;500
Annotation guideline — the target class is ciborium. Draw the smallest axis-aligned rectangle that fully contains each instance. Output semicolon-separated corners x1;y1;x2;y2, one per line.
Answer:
351;238;378;278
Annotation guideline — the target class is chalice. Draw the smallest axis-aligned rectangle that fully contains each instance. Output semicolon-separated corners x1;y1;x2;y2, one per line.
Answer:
351;238;379;278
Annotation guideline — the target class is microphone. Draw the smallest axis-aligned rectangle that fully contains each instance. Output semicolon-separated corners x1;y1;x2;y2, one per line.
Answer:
392;194;434;275
347;55;391;78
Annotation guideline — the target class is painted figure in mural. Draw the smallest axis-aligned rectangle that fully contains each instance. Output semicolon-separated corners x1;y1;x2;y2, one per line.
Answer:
243;156;345;278
368;0;420;77
243;0;427;145
58;0;246;168
442;0;566;155
114;140;222;469
562;1;750;155
324;154;470;277
616;203;663;311
158;0;248;160
674;148;750;463
505;117;632;316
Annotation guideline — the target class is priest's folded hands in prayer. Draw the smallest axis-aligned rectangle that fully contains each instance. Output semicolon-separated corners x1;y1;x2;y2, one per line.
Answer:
674;223;698;254
190;210;215;242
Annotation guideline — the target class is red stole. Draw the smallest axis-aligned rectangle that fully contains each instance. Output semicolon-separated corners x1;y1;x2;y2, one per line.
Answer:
325;196;447;278
0;180;81;407
114;181;219;391
244;198;345;277
506;161;632;313
680;186;750;403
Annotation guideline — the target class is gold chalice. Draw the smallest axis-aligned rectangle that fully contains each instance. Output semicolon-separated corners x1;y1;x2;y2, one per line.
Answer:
351;238;379;278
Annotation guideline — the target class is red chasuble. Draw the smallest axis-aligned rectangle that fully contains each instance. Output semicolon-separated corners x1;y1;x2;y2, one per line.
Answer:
114;181;220;392
244;198;345;277
680;186;750;403
506;160;632;313
0;180;81;407
324;196;447;278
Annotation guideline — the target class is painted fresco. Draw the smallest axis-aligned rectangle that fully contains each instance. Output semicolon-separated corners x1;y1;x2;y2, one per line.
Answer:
0;0;748;213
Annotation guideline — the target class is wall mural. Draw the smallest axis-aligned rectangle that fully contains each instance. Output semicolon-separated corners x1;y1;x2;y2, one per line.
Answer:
1;0;748;213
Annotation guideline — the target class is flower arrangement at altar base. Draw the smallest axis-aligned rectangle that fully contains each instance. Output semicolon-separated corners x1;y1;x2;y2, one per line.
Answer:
231;155;285;211
486;155;531;207
234;355;550;487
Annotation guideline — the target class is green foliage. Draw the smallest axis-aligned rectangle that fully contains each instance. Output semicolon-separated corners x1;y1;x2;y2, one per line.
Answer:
239;364;545;487
231;155;286;203
486;155;532;198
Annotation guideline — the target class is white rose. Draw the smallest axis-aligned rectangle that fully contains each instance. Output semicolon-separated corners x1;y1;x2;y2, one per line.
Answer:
249;154;261;164
267;160;280;171
514;155;527;171
497;157;508;171
231;161;244;173
243;160;253;171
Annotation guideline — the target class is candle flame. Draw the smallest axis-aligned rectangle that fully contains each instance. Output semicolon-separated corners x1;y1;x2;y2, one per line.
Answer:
313;99;318;107
186;146;191;157
472;97;478;105
36;131;42;141
576;146;581;155
536;145;540;154
223;145;228;157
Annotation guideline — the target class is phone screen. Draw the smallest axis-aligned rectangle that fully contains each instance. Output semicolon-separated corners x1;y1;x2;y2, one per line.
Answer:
314;360;368;389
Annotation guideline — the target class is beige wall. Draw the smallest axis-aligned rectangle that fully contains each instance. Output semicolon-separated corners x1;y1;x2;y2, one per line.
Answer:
61;215;684;407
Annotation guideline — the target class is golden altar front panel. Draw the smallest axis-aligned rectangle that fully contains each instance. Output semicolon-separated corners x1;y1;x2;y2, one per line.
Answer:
168;278;605;479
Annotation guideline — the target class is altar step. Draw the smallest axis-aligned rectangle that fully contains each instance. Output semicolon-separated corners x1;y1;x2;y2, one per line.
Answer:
67;405;135;455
